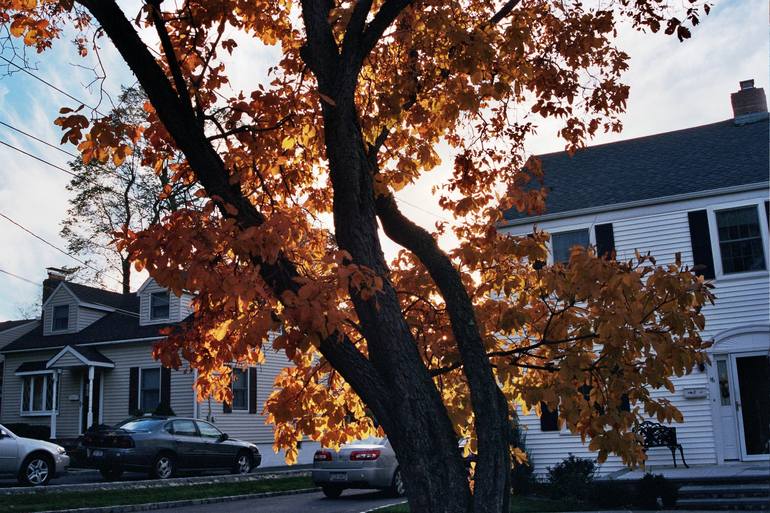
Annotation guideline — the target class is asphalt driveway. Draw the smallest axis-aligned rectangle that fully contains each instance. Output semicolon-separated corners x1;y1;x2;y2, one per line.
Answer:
151;489;405;513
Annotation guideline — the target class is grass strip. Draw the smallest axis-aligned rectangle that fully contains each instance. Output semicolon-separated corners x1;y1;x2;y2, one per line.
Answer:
1;476;314;513
377;496;590;513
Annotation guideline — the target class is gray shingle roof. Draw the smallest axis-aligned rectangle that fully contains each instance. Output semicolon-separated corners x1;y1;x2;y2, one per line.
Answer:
69;345;114;365
503;117;769;223
64;282;139;312
1;311;183;352
0;320;36;332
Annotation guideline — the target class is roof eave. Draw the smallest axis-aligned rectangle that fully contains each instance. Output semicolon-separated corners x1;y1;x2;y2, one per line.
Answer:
497;182;769;229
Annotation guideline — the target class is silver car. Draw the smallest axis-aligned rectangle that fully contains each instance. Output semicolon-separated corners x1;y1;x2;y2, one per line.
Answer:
312;437;405;498
0;423;70;486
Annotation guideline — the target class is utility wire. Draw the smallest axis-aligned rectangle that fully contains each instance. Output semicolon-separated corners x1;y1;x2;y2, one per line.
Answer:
0;268;40;287
0;139;78;177
0;211;125;287
394;196;452;223
0;120;78;159
0;55;104;116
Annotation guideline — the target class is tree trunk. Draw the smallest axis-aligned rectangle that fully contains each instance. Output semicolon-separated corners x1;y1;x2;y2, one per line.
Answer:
121;257;131;295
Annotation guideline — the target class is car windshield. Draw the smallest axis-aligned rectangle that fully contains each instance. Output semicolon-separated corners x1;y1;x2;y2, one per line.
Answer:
116;419;165;432
349;437;386;446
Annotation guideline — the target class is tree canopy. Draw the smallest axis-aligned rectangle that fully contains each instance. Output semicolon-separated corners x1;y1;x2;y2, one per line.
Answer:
1;1;713;511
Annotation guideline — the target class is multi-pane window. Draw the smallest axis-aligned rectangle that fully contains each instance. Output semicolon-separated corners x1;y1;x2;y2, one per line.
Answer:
231;368;248;411
150;291;170;320
551;229;590;264
716;206;766;274
0;360;4;412
21;374;56;413
52;305;69;331
140;368;161;411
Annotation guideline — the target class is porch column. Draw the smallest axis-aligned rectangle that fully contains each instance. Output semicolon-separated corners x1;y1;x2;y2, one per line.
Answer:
87;366;94;429
50;371;58;439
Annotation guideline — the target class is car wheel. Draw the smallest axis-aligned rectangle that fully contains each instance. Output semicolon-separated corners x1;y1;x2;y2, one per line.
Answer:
19;453;53;486
150;453;176;479
232;451;252;475
321;485;344;499
390;468;406;497
99;467;124;481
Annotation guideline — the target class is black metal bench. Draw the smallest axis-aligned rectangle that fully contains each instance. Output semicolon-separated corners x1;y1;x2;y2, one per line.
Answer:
633;421;689;468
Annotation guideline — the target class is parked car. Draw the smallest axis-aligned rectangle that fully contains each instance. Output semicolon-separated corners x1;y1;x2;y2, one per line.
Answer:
312;437;404;498
81;416;261;480
0;423;70;486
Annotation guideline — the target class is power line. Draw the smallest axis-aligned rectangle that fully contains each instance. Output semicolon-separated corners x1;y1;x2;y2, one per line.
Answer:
0;55;104;115
0;139;77;177
0;211;125;287
0;268;40;287
0;120;78;159
394;196;452;223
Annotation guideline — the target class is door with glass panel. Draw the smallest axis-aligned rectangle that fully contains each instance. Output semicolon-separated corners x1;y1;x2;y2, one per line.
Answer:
731;353;770;460
715;357;740;460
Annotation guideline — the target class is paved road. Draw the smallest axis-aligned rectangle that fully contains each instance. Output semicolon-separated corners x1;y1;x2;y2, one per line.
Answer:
156;490;406;513
0;466;310;488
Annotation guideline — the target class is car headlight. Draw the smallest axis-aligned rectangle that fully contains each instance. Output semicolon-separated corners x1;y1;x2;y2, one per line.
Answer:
56;446;66;455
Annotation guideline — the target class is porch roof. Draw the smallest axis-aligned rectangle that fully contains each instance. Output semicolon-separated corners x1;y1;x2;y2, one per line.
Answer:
15;361;48;374
46;345;115;369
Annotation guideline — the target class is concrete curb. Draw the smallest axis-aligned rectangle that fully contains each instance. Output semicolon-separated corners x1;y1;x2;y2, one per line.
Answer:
0;470;311;496
35;487;320;513
358;500;408;513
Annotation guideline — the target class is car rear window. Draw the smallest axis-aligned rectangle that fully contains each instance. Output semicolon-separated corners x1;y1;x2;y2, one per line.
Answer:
349;437;386;446
118;419;165;432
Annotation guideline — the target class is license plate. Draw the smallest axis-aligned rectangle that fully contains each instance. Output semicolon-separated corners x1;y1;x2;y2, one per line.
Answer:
90;449;103;457
330;472;347;482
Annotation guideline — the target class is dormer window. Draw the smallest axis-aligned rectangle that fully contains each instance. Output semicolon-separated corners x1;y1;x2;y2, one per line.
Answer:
150;291;170;320
52;305;69;331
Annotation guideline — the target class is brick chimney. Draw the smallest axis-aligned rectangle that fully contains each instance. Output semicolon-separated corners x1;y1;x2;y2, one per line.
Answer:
42;267;68;304
731;79;768;125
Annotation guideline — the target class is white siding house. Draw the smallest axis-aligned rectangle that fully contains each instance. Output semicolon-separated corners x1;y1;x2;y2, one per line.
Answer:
0;274;309;464
498;81;770;474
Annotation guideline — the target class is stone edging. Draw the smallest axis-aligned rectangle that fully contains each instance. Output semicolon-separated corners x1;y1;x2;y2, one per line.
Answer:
0;470;311;496
35;487;320;513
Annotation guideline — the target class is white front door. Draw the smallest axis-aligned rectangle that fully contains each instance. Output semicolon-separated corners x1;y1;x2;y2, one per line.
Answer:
715;357;740;460
730;352;770;461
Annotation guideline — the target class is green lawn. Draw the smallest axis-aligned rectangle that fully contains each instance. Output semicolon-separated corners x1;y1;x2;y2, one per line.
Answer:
1;476;315;513
379;496;589;513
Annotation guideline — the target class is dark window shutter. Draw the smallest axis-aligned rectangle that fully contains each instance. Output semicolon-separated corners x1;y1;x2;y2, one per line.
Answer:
620;394;631;412
248;367;258;414
128;367;139;415
764;201;769;228
687;210;716;279
595;223;615;259
539;402;559;432
161;367;171;408
223;372;232;414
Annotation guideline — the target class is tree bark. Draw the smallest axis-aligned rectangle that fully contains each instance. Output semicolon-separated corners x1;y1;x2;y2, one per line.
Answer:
78;2;476;511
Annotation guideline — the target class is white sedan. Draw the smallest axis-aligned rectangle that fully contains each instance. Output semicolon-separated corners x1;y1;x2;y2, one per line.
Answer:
0;423;70;486
312;437;405;499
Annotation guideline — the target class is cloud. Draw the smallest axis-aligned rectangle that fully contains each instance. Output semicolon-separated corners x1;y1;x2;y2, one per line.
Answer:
0;1;766;320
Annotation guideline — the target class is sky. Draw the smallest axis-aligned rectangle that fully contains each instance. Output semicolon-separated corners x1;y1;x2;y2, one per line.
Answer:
0;0;767;321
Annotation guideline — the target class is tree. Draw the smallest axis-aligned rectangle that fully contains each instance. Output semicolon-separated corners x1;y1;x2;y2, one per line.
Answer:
60;86;197;293
2;1;713;511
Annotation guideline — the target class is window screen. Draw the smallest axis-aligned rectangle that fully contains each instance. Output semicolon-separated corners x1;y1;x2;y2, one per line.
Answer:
716;206;766;274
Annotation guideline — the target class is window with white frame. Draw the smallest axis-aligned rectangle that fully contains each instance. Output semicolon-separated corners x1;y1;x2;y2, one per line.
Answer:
52;305;69;331
715;206;766;274
150;291;170;320
551;229;590;264
21;373;57;414
231;368;248;411
140;368;161;411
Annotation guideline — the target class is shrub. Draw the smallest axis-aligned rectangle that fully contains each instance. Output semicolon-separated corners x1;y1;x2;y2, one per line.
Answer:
590;480;637;508
153;402;176;416
4;423;50;441
634;473;678;509
511;453;535;495
546;454;596;500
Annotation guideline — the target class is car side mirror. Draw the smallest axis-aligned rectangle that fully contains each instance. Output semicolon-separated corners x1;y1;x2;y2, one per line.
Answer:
0;430;6;439
218;433;229;442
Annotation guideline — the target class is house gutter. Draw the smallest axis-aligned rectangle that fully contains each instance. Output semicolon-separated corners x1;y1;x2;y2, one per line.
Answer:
0;336;165;355
497;182;769;228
